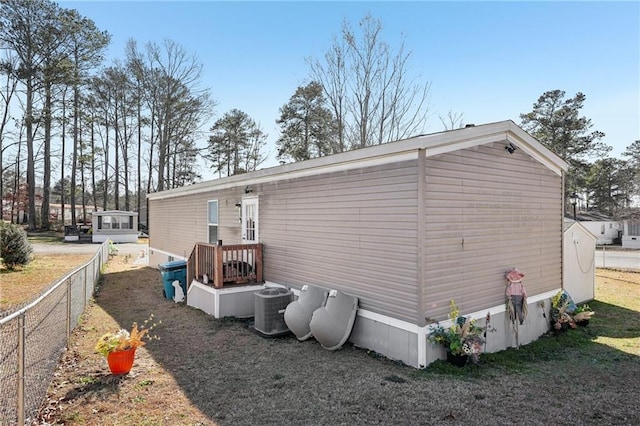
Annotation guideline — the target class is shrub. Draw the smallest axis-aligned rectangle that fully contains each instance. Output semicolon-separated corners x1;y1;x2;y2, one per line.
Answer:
0;222;33;269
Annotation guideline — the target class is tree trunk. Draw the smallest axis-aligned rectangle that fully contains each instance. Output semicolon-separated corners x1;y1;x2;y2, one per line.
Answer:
114;96;120;210
103;103;109;211
91;113;97;211
61;91;66;225
137;89;142;221
80;125;87;224
26;76;37;230
71;78;79;227
147;108;155;194
121;95;130;211
41;82;52;230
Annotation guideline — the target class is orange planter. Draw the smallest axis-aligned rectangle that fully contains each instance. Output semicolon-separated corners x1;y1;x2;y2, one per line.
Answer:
107;348;136;374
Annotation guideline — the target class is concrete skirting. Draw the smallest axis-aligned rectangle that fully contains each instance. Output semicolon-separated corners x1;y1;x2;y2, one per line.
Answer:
187;280;264;318
351;292;555;368
186;278;559;368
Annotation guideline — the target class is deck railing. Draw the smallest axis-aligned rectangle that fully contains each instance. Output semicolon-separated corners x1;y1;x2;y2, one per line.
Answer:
186;242;263;289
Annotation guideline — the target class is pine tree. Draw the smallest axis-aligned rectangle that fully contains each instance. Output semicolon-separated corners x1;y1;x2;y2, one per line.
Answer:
276;81;338;163
0;222;33;269
520;90;611;196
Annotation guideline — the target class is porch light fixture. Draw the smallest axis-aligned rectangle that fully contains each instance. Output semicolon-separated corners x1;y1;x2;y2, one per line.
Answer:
569;192;578;221
235;202;242;223
244;186;253;194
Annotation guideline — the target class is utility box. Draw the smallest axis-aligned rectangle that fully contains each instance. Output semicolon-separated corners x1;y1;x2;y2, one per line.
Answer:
159;260;187;300
254;288;293;336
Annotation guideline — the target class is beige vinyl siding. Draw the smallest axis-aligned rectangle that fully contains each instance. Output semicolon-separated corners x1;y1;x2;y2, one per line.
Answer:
423;142;562;320
260;161;420;323
149;188;244;258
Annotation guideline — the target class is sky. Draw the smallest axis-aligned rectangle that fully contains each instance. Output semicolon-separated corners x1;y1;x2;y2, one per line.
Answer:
59;0;640;174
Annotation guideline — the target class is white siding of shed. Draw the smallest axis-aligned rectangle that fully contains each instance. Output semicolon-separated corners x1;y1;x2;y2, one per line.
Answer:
563;223;596;304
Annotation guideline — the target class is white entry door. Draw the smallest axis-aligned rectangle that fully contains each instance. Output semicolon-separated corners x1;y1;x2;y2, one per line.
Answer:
241;197;259;243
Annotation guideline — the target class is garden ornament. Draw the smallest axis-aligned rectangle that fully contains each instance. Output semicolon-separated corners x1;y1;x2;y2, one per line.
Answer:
172;280;185;303
506;267;528;348
506;268;527;324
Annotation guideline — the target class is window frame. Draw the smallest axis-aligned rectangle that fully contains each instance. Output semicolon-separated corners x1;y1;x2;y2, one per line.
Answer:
208;200;219;244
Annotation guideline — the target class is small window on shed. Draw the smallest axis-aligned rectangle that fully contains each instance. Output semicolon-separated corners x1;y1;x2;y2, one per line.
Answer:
208;200;219;244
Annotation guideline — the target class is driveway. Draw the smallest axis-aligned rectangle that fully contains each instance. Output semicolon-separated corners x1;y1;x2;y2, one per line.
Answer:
31;241;150;265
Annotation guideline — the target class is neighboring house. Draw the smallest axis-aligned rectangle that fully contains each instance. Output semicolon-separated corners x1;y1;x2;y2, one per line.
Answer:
147;120;568;368
568;211;621;245
91;210;139;243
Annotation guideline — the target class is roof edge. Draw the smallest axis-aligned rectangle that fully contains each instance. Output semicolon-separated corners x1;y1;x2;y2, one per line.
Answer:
148;120;567;200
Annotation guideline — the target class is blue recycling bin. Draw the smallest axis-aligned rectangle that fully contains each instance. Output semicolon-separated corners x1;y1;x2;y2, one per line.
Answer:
159;260;187;300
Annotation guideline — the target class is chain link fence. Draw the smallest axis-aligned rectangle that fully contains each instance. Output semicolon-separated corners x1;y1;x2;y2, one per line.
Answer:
0;241;109;425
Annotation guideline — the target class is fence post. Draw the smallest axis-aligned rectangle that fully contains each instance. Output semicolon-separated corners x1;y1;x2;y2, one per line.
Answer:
602;245;606;268
83;266;87;309
66;277;72;345
17;312;25;426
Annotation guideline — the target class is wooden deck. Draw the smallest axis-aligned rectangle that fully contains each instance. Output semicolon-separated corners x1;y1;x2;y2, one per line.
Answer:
186;242;263;289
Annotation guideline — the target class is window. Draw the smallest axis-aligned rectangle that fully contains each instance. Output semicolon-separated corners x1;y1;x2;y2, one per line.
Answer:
208;200;219;244
102;215;112;229
98;216;120;229
121;216;131;229
601;224;605;234
98;215;132;230
111;216;120;229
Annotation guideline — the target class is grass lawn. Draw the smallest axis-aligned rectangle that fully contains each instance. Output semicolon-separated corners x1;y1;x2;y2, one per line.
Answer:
1;233;145;313
31;258;639;426
592;269;640;356
0;252;92;313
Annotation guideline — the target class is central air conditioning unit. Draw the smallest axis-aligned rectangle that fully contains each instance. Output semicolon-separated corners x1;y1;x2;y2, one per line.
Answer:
254;287;293;336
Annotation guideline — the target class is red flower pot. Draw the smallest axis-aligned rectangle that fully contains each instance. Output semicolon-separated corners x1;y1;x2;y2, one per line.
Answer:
107;348;136;374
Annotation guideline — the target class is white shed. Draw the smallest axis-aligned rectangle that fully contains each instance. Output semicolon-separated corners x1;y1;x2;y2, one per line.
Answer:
563;222;596;304
91;210;139;243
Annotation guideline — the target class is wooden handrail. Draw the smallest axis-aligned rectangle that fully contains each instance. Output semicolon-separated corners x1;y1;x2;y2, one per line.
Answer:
186;242;264;289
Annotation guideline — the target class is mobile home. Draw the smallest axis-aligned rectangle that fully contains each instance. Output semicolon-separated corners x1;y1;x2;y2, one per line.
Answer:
147;120;568;367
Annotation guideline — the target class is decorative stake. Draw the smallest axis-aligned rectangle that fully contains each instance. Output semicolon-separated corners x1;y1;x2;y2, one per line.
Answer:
506;267;527;349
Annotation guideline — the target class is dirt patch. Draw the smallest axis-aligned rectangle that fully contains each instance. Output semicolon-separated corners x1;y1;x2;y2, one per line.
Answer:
39;259;640;425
